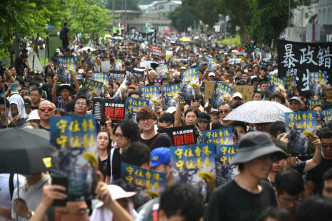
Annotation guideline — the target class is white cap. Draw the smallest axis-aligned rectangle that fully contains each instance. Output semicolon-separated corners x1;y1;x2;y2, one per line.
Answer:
56;48;60;53
232;92;243;99
93;185;136;208
27;110;40;122
166;106;177;114
208;72;215;77
78;69;84;74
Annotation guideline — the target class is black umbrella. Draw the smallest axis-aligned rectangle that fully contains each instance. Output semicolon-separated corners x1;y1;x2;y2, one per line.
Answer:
0;128;52;174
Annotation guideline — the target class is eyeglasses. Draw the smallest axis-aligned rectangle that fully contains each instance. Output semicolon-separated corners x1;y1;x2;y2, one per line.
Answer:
38;107;54;112
115;133;125;139
219;109;230;114
322;143;332;149
75;102;86;106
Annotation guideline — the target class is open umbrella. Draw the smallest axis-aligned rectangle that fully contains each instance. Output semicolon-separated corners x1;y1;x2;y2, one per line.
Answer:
78;47;96;52
223;101;293;124
0;128;52;174
112;36;123;40
180;37;191;42
104;34;112;38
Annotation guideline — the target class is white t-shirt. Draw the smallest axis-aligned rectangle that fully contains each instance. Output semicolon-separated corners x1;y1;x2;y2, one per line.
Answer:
11;175;51;221
0;174;25;221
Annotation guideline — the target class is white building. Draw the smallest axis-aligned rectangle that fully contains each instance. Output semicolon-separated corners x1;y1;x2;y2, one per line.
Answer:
139;0;182;20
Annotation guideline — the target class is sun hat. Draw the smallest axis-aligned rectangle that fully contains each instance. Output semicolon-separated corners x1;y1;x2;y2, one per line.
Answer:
198;112;211;123
231;131;287;165
56;84;74;96
26;110;40;122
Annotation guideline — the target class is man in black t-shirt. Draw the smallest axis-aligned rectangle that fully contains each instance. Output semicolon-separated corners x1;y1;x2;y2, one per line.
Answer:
305;127;332;197
205;132;287;221
136;107;172;151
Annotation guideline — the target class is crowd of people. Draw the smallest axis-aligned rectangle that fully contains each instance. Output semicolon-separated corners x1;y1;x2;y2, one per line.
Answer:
0;23;332;221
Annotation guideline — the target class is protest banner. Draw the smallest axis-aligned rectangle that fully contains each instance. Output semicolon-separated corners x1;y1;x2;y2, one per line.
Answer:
285;111;317;156
321;108;332;128
161;84;180;111
125;97;150;122
308;99;324;110
216;145;239;186
308;72;328;98
203;81;216;99
179;68;199;103
203;128;234;145
230;85;254;103
156;64;169;78
114;59;123;71
152;46;161;57
169;125;196;146
109;70;126;81
93;98;125;122
92;73;110;86
207;57;216;72
166;51;173;60
126;68;145;82
121;162;166;206
50;116;98;201
267;75;285;98
211;81;233;108
170;143;216;194
130;28;156;44
282;74;297;89
139;85;160;104
57;57;76;84
278;39;332;95
101;60;111;73
82;79;103;95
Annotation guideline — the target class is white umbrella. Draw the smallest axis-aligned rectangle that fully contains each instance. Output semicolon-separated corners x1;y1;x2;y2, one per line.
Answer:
78;47;96;52
112;36;123;40
224;101;292;123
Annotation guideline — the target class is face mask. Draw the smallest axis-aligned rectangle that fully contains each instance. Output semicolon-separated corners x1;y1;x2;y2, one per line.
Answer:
39;83;43;88
51;67;54;70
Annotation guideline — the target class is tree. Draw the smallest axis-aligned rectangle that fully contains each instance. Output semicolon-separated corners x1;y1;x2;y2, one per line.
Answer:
168;3;196;32
216;0;252;44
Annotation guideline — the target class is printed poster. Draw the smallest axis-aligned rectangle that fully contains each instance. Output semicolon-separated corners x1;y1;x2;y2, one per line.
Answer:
215;145;239;186
203;128;234;145
50;116;98;201
92;73;110;86
308;72;328;98
92;98;125;122
320;108;332;128
210;81;233;108
170;125;195;146
121;162;166;206
125;97;150;122
170;143;216;194
161;84;180;111
57;57;76;84
285;111;318;155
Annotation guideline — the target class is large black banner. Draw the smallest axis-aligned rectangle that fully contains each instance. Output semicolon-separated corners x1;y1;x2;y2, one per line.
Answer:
278;39;332;94
130;28;156;44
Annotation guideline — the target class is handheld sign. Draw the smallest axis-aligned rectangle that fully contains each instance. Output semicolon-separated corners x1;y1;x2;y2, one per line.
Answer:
170;125;196;146
215;145;239;186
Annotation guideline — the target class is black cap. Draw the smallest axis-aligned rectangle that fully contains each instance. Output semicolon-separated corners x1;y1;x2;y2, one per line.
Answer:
198;112;211;123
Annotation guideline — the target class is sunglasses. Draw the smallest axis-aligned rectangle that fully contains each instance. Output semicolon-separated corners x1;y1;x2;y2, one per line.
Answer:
76;102;86;106
219;109;230;114
39;107;54;112
154;80;162;83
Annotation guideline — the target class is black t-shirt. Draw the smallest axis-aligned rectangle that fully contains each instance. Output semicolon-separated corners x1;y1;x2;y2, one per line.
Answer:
106;148;121;182
139;133;172;151
62;27;69;42
38;124;50;131
204;180;277;221
306;156;332;195
99;155;109;180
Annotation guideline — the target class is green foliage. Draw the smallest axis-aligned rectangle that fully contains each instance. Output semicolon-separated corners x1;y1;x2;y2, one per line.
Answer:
105;0;140;11
0;0;111;60
168;0;219;32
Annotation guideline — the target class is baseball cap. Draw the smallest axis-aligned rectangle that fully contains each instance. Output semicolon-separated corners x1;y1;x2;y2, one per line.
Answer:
232;92;243;99
150;147;171;167
56;48;60;53
290;96;301;103
198;112;211;122
208;72;215;77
